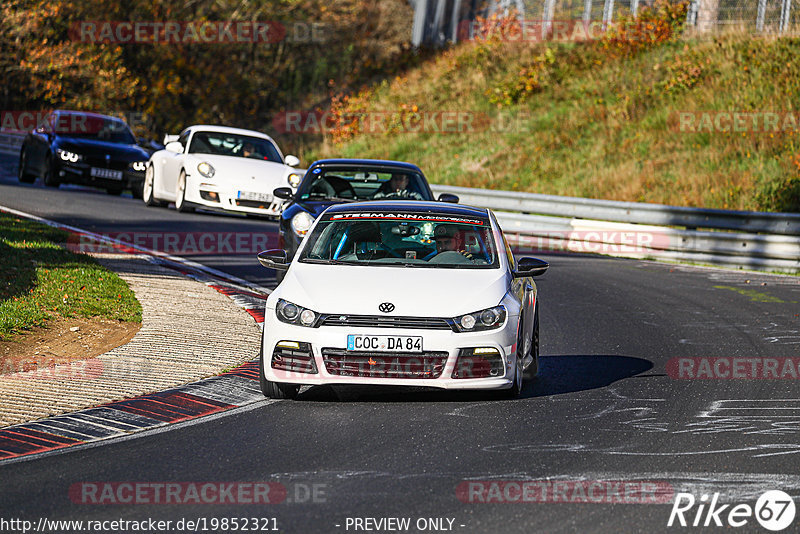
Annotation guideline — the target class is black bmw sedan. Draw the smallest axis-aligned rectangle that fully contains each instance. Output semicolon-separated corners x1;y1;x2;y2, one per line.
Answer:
272;158;459;280
17;110;151;197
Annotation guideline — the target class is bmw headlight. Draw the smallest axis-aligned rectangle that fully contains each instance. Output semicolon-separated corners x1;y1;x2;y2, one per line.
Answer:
287;173;302;188
290;211;314;237
197;161;215;178
132;161;147;172
276;299;319;327
56;149;81;163
452;305;506;332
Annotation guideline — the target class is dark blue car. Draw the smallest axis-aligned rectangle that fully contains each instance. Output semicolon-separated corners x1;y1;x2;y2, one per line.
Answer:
17;110;153;197
273;159;458;273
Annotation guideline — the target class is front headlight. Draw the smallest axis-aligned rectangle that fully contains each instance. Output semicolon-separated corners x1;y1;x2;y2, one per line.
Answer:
132;161;147;172
56;149;81;163
197;161;215;178
287;173;302;188
452;305;507;333
276;299;319;327
290;211;314;237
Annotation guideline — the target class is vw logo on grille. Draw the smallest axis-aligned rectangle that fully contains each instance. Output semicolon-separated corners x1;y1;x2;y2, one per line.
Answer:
378;302;395;313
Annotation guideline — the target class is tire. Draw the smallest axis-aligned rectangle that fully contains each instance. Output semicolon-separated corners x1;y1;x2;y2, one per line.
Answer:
43;156;60;188
259;347;300;399
17;148;35;183
501;351;524;399
130;182;144;199
523;306;539;380
175;170;194;212
143;164;165;207
106;187;123;196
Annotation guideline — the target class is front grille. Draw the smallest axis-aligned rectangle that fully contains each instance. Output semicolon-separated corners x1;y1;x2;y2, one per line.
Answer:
322;349;448;379
319;314;453;331
83;157;128;171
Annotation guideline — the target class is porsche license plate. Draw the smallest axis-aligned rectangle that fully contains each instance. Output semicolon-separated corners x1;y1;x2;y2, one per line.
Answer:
238;190;272;202
90;167;123;180
347;335;423;353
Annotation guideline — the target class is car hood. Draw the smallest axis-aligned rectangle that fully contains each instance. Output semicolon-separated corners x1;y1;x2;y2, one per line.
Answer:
56;138;149;161
272;263;510;317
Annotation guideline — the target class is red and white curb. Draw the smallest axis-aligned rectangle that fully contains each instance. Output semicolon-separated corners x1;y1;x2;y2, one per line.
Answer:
0;205;271;462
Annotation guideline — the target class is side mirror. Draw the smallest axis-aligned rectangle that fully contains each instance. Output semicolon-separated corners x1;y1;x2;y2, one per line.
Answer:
273;187;294;200
284;155;300;167
513;257;549;278
257;249;289;271
165;141;183;154
163;134;179;145
438;193;459;203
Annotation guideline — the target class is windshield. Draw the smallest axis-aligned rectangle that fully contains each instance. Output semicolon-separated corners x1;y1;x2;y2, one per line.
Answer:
188;132;283;163
298;212;498;269
54;114;136;144
298;168;431;201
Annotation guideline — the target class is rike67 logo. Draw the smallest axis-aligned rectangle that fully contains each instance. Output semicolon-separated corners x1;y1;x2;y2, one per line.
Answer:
668;490;796;531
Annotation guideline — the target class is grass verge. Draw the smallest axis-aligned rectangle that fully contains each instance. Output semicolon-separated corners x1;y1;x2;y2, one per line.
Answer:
0;211;142;341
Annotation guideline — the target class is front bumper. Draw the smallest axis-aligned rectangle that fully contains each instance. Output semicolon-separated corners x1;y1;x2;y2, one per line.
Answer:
55;160;144;188
261;313;518;390
188;183;289;217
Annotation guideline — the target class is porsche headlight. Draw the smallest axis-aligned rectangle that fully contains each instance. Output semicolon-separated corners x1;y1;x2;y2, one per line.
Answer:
291;211;314;237
276;299;319;327
132;161;147;171
56;149;81;163
197;161;215;178
452;305;506;332
287;173;302;188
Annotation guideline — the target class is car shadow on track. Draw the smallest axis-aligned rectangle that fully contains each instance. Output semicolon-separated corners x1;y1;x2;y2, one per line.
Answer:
294;354;653;403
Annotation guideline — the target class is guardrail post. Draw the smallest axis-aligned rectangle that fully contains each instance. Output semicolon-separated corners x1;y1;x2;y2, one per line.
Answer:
603;0;615;27
756;0;767;32
411;0;429;46
780;0;792;33
543;0;556;35
450;0;463;42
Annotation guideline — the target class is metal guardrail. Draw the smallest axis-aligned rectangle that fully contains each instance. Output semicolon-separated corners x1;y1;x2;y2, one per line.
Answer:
432;184;800;273
0;132;24;157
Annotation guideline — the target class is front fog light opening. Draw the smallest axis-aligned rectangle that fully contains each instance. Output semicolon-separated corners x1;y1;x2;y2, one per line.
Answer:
199;190;219;202
452;348;504;379
272;341;317;374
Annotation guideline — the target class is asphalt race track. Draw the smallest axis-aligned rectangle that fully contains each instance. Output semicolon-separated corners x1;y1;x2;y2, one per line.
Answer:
1;153;800;533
